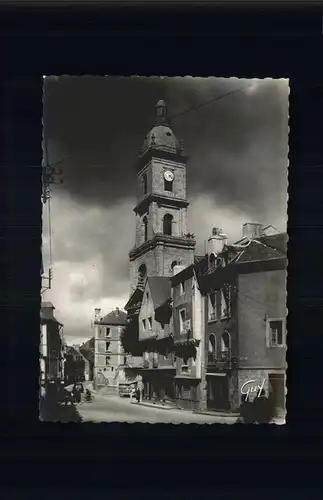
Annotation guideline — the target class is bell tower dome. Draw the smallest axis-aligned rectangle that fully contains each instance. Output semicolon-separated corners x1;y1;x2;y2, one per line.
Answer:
129;101;195;294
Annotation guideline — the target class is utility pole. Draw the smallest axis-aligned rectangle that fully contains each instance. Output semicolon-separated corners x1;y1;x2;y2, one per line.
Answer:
41;135;65;295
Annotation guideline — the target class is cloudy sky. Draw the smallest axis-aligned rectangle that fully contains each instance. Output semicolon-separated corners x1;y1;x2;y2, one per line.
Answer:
42;76;289;346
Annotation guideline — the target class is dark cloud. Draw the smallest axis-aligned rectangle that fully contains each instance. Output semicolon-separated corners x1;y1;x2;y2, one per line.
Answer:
44;76;289;222
42;76;289;342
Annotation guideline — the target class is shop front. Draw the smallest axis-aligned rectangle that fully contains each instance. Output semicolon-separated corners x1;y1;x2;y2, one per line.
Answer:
206;372;230;411
142;369;176;403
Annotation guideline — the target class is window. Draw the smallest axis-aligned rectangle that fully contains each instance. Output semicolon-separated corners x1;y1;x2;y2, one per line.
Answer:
209;253;216;269
106;327;111;337
148;317;152;330
208;334;217;363
221;331;231;352
268;320;285;347
179;309;186;332
111;366;114;372
142;319;146;331
163;214;173;236
180;282;185;295
209;293;216;321
164;179;173;192
105;341;111;352
208;290;229;321
106;356;110;365
143;216;148;242
123;356;127;364
142;173;147;195
138;264;147;288
146;292;149;302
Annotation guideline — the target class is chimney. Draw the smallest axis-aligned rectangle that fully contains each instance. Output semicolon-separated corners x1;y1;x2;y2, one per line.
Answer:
207;227;227;256
242;222;263;239
173;265;186;276
94;308;101;323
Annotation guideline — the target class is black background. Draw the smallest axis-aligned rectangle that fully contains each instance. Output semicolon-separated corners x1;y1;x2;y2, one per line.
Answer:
1;2;323;497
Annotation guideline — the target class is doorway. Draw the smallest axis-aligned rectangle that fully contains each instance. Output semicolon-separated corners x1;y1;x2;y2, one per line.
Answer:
207;375;230;411
268;374;285;417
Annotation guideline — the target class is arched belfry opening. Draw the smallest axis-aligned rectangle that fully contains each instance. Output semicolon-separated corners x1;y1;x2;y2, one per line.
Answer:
138;264;147;290
142;173;147;195
143;216;148;242
163;214;173;236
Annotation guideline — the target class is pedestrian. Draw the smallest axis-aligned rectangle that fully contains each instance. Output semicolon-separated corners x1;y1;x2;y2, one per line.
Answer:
136;377;143;403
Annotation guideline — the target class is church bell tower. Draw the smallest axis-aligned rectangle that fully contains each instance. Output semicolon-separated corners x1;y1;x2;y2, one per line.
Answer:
129;100;196;293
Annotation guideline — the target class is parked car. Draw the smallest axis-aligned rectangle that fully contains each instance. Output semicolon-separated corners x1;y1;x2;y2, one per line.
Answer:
119;381;137;397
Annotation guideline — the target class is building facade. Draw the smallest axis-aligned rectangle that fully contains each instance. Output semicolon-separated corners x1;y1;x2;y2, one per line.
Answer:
170;261;207;410
64;346;87;385
200;225;287;416
122;100;287;418
40;302;64;384
93;307;128;391
79;337;95;381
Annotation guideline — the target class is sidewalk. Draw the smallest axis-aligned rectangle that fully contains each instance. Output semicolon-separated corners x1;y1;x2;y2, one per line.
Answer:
193;409;239;419
131;400;181;411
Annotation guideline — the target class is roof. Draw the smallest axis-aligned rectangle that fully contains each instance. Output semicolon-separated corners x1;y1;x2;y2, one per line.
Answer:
141;125;180;156
99;308;127;326
140;101;183;157
232;232;287;264
40;303;63;326
147;276;172;310
124;288;144;311
41;302;55;309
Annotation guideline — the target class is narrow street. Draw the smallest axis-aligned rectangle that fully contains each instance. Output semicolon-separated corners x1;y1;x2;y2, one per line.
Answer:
77;393;237;424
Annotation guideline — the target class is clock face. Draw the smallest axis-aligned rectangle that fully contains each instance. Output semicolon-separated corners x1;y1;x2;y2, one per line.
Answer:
164;170;174;182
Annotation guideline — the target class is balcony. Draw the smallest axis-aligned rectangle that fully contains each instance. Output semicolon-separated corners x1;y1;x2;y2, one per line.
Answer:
126;356;144;369
207;351;232;369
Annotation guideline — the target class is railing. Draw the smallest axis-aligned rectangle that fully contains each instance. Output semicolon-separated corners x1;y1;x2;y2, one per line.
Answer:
207;351;232;369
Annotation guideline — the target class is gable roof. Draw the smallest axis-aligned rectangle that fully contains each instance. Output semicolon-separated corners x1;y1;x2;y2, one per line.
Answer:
41;303;63;326
232;232;287;264
99;308;127;326
147;276;171;310
124;288;144;311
